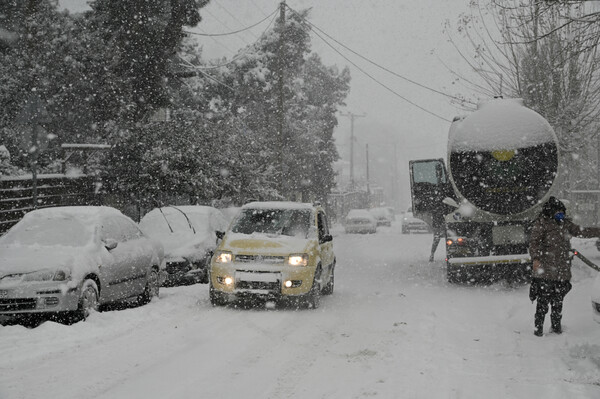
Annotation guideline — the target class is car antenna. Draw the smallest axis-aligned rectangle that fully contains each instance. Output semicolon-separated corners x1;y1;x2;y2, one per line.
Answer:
168;205;196;234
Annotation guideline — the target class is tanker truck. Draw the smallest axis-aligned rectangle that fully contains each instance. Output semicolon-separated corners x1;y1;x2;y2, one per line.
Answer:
409;98;559;283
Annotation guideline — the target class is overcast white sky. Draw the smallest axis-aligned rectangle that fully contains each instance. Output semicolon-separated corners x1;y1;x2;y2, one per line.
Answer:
59;0;479;208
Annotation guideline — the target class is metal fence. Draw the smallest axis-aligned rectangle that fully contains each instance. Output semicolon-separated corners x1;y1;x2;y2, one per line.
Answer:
0;174;98;235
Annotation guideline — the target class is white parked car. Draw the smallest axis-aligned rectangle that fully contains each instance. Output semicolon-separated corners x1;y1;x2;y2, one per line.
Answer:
0;206;165;325
139;206;229;285
369;207;394;227
345;209;377;234
592;272;600;324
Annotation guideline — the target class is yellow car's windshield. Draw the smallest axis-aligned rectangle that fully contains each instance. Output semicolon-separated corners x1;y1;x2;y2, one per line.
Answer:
231;209;311;238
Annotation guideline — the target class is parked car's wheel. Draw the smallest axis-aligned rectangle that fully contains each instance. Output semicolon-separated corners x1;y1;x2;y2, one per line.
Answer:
77;279;99;321
322;263;335;295
196;257;210;284
138;267;160;305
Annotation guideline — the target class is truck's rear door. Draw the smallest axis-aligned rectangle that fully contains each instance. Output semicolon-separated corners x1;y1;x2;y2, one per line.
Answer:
409;159;454;224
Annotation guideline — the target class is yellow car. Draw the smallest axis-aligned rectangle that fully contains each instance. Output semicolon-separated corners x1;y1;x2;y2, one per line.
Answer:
209;201;336;308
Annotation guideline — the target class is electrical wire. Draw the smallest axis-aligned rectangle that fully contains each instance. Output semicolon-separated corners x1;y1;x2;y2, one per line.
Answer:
285;5;473;107
315;29;450;121
185;7;277;37
212;0;260;40
178;55;236;91
286;8;450;122
202;8;251;46
181;11;278;71
250;0;269;17
199;31;237;53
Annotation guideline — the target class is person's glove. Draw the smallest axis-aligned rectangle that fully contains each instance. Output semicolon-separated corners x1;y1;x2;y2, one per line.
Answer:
529;278;541;302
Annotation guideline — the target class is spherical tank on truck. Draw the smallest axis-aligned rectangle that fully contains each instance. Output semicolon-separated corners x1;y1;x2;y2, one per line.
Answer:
447;98;560;219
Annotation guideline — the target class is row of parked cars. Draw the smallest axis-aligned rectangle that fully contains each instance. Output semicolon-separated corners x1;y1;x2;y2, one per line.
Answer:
0;200;337;325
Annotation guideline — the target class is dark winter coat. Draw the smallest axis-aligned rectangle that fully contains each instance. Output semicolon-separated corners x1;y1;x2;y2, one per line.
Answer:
529;217;600;281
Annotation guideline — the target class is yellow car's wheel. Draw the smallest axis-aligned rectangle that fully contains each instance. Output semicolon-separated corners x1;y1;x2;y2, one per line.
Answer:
304;266;322;309
322;263;335;295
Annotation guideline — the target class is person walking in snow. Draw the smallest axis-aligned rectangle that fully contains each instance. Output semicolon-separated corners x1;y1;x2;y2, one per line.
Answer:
529;196;600;337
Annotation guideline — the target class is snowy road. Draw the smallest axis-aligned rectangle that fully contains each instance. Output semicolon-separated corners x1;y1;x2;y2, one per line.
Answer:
1;222;599;399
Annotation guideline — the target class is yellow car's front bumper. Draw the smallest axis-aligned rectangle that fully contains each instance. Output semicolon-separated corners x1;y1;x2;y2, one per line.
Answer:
210;262;316;298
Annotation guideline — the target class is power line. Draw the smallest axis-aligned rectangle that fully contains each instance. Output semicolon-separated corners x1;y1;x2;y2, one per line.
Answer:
178;55;235;91
212;0;260;39
194;26;237;54
250;0;269;17
185;7;277;37
177;10;279;91
203;8;251;46
285;5;471;109
182;12;278;71
288;12;450;122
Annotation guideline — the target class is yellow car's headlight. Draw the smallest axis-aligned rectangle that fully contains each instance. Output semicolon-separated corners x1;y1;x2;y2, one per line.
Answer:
214;251;233;264
287;254;309;267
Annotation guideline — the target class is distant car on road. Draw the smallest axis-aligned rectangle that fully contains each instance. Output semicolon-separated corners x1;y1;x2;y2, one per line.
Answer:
0;206;164;325
139;205;228;286
345;209;377;234
401;207;431;234
369;207;394;227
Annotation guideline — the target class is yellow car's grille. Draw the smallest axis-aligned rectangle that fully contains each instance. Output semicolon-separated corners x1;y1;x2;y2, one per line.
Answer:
235;255;285;264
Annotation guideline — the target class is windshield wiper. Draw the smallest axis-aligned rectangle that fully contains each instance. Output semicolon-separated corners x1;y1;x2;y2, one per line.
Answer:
168;206;196;234
157;207;174;233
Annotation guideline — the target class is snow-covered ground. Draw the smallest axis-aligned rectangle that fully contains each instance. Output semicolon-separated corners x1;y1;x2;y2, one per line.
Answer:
1;221;599;399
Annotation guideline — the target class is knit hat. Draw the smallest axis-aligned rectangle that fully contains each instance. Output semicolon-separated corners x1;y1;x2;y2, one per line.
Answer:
541;196;566;218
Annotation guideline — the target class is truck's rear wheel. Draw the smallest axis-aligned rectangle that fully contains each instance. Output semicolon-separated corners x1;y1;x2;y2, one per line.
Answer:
447;263;462;284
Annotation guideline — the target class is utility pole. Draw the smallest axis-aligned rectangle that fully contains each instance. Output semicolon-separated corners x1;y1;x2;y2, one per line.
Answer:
340;112;366;191
366;144;370;205
392;142;398;209
278;1;286;197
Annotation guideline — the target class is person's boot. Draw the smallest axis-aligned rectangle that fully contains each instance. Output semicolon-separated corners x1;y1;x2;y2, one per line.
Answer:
429;254;434;263
534;314;545;337
551;315;562;334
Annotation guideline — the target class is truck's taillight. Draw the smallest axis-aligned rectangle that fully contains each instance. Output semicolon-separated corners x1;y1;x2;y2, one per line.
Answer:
447;238;466;246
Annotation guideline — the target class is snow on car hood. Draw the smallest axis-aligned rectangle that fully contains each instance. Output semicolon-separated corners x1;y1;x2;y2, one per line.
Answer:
0;243;105;288
222;232;311;255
